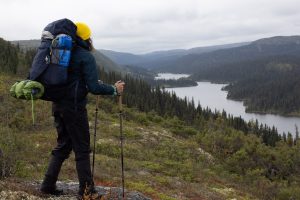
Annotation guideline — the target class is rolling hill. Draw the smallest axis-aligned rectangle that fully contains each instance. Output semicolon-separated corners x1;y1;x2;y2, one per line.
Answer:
153;36;300;73
99;42;249;69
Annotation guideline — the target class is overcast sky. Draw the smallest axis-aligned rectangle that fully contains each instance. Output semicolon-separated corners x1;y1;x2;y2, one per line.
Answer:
1;0;300;53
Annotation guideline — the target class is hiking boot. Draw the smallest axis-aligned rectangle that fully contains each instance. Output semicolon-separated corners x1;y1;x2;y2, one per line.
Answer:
40;186;64;196
78;190;104;200
78;185;104;200
77;193;104;200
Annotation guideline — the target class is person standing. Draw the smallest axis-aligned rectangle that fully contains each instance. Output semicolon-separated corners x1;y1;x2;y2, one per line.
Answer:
39;21;125;199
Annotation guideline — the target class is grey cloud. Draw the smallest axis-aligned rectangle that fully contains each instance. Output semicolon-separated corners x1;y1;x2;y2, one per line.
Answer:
1;0;300;53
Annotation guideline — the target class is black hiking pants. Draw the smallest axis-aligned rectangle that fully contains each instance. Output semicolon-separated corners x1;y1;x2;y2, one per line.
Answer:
41;103;93;194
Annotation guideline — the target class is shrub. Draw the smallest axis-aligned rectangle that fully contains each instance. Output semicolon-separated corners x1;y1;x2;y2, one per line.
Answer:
146;111;163;123
124;129;142;140
171;126;198;138
277;186;300;200
96;142;120;158
0;127;28;179
135;113;149;126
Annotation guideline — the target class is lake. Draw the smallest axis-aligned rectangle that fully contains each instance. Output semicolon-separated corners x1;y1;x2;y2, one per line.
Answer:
157;73;300;136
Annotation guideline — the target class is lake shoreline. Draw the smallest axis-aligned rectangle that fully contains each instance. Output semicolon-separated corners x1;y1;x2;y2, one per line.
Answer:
244;108;300;118
225;96;300;118
166;82;300;117
160;74;300;136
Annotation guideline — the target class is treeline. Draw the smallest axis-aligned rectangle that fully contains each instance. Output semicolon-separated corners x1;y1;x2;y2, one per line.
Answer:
0;38;19;74
0;38;36;75
97;68;287;146
151;78;197;88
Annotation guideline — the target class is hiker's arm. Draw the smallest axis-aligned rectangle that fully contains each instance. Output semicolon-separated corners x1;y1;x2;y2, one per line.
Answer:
82;53;116;95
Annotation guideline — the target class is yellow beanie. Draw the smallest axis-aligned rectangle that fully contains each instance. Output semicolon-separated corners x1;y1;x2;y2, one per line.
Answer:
75;22;91;40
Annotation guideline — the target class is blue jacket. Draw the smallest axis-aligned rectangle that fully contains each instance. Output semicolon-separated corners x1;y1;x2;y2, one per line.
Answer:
57;39;116;106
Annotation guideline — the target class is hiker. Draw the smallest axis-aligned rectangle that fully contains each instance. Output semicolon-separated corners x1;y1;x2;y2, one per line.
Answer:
39;21;125;199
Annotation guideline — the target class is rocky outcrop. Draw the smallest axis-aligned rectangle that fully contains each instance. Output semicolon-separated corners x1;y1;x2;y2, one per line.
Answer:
0;181;151;200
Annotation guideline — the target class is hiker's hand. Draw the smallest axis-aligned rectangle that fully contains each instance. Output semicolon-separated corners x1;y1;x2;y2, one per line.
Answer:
115;80;125;95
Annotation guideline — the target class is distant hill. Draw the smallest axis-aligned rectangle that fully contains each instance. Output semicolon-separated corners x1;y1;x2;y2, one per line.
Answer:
99;42;249;69
91;50;124;73
99;49;144;65
154;36;300;73
11;39;40;50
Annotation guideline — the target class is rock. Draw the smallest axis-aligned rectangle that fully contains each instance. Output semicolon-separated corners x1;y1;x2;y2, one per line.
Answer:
197;147;214;163
137;170;150;176
26;181;152;200
0;180;151;200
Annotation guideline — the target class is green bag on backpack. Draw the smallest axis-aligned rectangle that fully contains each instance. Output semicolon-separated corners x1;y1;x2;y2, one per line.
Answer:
10;80;44;100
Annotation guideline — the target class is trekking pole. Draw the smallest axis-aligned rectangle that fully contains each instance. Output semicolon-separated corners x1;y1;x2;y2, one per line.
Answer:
118;94;125;199
92;96;99;180
30;93;35;126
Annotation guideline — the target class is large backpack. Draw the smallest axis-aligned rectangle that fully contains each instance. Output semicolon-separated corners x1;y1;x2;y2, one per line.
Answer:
29;18;77;101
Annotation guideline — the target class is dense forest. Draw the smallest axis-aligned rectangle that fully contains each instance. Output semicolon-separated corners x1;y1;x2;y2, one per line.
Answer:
0;38;36;75
99;69;286;146
151;78;197;88
1;37;300;199
0;38;19;74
